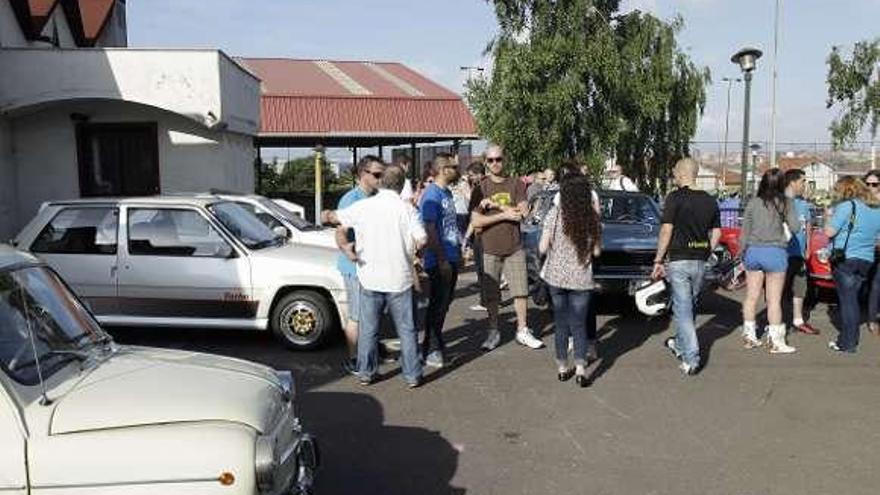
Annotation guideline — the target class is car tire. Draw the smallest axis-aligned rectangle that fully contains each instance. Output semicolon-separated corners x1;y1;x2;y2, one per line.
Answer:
270;291;335;350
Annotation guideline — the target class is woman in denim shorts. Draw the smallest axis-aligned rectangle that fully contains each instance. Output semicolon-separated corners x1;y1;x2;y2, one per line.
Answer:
739;168;801;353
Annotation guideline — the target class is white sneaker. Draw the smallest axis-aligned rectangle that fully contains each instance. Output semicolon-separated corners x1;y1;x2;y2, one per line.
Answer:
679;361;699;376
481;330;501;351
425;350;445;369
515;328;545;349
567;337;573;354
767;324;796;354
664;337;681;359
742;326;762;349
470;304;488;312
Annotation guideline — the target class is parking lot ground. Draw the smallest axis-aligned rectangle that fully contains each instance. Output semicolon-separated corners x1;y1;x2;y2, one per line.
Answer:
111;268;880;495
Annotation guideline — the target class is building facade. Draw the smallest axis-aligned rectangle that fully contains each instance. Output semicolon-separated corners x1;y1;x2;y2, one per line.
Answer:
0;0;260;240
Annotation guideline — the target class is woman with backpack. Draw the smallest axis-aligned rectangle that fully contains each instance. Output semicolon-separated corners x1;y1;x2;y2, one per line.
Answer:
825;176;880;353
539;171;601;387
739;168;801;354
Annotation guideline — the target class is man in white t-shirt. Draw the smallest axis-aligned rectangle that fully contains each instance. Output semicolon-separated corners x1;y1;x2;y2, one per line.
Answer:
605;163;639;192
324;165;428;388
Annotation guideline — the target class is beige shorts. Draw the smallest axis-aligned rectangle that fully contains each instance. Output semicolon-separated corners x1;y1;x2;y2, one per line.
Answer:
482;248;529;305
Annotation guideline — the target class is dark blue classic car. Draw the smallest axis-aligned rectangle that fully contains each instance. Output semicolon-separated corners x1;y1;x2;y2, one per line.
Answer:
523;189;723;310
524;190;661;294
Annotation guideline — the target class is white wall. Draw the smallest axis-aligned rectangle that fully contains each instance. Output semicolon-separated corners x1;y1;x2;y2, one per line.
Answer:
0;49;260;136
6;100;255;236
0;118;17;241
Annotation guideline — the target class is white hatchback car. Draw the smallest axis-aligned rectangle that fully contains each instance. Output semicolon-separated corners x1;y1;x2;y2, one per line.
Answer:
209;193;336;249
13;196;346;350
0;245;318;494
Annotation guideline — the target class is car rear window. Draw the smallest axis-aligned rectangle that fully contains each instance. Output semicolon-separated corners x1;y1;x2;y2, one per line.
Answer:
31;207;118;255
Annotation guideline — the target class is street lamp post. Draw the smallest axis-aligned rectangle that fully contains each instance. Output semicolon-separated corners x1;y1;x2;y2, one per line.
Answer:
721;77;741;189
731;47;763;200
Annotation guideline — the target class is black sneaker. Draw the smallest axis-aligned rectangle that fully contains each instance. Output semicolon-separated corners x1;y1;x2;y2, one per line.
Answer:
664;337;681;360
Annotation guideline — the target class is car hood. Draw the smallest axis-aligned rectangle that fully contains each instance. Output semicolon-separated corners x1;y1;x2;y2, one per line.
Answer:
295;228;337;249
50;346;284;435
254;242;338;266
602;222;659;251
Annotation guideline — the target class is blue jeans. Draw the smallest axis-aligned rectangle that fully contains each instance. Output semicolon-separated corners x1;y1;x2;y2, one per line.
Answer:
833;258;872;352
358;288;422;384
549;286;592;365
668;260;705;368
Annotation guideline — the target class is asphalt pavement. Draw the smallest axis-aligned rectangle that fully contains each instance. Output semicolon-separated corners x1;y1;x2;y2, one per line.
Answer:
111;268;880;495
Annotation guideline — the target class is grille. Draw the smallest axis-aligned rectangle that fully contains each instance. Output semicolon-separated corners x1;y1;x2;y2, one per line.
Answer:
597;250;655;268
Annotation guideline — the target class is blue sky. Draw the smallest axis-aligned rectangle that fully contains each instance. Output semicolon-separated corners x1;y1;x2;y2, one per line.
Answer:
128;0;879;148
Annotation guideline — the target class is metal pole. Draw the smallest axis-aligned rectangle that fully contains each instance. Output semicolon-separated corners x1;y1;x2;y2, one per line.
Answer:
314;147;323;226
255;146;262;194
769;0;782;169
352;147;358;186
872;142;876;170
740;71;753;200
722;79;736;190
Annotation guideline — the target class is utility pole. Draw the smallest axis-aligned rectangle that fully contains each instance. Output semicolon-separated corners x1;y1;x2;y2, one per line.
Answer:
721;77;741;189
769;0;782;169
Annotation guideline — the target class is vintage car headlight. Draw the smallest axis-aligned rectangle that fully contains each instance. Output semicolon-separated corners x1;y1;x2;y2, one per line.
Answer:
816;247;831;264
275;370;294;403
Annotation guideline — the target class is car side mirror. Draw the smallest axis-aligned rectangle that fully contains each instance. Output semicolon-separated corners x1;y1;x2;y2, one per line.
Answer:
273;226;290;239
215;244;236;259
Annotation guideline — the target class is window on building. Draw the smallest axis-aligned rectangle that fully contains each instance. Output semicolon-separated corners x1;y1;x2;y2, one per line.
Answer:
31;207;119;255
76;123;160;197
127;208;232;258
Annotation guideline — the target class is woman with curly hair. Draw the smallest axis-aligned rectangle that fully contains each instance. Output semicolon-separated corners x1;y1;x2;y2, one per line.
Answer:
539;171;601;387
825;176;880;353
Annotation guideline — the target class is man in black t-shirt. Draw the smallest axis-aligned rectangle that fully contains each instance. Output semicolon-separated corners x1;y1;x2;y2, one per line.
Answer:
651;158;721;375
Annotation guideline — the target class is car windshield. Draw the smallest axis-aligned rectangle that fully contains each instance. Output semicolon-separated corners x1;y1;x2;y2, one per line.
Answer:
0;266;108;386
257;198;316;231
599;194;661;225
209;202;281;249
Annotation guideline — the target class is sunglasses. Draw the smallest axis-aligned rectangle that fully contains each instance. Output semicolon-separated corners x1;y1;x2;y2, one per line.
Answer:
486;157;503;163
369;171;384;179
868;182;880;188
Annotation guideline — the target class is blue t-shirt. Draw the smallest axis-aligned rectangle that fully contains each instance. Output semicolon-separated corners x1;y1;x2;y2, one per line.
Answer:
336;187;369;276
787;197;812;257
419;183;461;269
830;199;880;262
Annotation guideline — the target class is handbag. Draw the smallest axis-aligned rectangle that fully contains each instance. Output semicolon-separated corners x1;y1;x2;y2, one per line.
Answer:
830;200;856;265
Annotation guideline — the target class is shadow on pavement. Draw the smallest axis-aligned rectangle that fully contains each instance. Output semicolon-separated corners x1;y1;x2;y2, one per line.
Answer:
304;391;465;495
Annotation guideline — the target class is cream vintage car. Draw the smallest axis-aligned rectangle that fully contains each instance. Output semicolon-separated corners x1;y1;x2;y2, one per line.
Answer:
0;245;318;494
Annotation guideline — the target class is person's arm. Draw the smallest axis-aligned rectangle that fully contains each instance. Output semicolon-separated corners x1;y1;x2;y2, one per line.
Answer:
739;200;753;251
538;207;557;256
470;207;520;229
710;228;722;252
334;226;357;262
419;193;447;266
825;202;850;239
654;224;674;263
321;210;339;225
785;198;800;233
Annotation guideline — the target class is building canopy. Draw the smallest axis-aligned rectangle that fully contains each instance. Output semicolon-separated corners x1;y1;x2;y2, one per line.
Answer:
237;58;479;148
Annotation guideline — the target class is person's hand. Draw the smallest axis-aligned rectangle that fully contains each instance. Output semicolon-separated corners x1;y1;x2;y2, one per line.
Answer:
503;209;524;222
320;210;335;225
651;262;666;280
343;244;358;263
480;198;498;210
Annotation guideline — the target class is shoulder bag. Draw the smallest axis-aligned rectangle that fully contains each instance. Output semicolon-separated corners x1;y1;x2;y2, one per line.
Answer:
830;200;856;265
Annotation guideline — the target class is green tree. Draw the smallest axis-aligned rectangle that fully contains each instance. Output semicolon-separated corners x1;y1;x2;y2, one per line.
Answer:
614;13;709;192
279;154;339;193
467;0;708;192
826;38;880;148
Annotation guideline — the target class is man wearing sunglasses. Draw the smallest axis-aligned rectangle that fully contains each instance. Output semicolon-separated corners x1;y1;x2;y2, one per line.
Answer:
469;144;544;351
418;153;463;368
330;155;386;375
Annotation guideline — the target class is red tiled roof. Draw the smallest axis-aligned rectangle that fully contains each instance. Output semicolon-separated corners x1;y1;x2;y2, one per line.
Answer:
238;58;478;143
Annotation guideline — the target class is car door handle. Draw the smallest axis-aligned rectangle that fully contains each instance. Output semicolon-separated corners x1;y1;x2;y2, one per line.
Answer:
110;265;118;277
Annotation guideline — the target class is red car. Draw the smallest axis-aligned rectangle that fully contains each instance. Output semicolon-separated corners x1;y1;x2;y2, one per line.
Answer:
716;223;836;293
